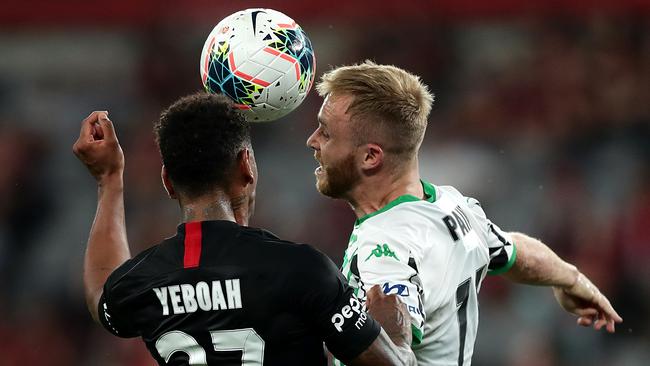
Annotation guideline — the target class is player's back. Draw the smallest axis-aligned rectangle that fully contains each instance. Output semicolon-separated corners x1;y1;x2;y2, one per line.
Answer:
342;182;516;366
99;220;379;366
405;185;515;366
409;185;493;366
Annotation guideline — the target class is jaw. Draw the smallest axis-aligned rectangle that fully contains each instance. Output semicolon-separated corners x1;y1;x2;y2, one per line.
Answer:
314;166;348;200
314;172;327;194
314;169;332;197
314;152;360;199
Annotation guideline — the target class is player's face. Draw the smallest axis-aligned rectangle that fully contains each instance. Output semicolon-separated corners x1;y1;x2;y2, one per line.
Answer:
306;94;362;199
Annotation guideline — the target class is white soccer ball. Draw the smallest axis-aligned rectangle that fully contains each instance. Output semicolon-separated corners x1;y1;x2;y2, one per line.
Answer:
200;8;316;122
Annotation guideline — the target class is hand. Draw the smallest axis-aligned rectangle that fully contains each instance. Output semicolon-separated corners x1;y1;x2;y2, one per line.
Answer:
73;111;124;183
365;285;412;348
553;272;623;333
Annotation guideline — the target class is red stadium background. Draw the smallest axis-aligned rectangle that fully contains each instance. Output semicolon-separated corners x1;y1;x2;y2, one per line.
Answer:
0;1;648;365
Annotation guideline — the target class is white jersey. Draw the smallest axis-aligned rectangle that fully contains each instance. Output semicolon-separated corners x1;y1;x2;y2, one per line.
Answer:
339;181;516;366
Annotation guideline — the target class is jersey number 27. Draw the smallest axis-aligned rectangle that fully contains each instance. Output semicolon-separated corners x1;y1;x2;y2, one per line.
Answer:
155;328;265;365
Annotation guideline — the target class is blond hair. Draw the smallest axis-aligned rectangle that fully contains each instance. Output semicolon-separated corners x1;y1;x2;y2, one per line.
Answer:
316;60;434;157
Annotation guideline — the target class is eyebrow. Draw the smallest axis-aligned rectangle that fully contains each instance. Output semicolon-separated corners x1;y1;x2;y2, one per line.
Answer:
317;116;327;127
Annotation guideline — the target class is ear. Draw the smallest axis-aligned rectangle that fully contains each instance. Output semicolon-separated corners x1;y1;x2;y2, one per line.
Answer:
237;148;255;186
161;165;177;199
360;143;384;172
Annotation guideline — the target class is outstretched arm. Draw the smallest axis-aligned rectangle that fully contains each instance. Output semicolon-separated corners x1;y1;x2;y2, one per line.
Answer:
73;111;131;322
503;232;622;332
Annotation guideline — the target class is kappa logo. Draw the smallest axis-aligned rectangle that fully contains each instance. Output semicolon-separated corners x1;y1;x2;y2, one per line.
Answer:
365;244;399;262
382;282;410;297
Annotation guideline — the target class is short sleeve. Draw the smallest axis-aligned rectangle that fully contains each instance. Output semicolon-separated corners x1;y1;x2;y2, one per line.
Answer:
97;261;140;338
296;245;381;362
355;234;426;345
466;198;517;275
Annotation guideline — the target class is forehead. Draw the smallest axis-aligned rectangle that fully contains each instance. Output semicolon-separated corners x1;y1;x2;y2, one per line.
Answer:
318;93;354;125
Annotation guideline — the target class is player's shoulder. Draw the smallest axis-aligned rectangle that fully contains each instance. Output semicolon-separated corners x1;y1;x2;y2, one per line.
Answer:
355;182;483;239
437;184;484;212
357;181;441;230
238;226;336;272
104;242;162;291
436;184;468;200
239;226;319;256
353;209;432;258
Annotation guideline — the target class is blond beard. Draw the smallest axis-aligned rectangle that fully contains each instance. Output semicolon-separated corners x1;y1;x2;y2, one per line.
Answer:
316;153;360;199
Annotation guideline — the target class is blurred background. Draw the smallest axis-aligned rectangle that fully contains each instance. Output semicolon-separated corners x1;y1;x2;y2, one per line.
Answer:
0;0;648;365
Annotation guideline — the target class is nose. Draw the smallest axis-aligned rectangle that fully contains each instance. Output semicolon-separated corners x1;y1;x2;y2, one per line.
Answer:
306;130;319;151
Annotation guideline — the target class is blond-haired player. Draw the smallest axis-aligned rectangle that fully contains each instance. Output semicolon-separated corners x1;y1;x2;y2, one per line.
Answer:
306;61;622;365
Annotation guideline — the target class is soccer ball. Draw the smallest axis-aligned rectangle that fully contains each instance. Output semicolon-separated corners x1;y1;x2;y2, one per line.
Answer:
200;8;316;122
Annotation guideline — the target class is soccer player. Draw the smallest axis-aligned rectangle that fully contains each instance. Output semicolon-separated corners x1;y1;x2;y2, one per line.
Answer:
306;61;623;366
72;93;417;366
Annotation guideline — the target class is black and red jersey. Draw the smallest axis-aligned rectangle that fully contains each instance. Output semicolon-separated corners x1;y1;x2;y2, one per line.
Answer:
98;220;380;365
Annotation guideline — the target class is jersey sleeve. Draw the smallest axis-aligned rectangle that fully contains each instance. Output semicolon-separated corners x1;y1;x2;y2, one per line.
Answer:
354;233;426;345
296;245;381;362
466;197;517;275
97;259;141;338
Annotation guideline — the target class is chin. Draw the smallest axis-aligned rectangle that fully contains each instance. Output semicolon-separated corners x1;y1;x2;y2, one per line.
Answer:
316;178;341;199
315;178;327;195
315;177;331;196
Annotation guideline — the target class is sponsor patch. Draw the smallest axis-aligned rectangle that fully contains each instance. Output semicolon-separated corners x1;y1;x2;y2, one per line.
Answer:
382;282;410;297
331;295;368;332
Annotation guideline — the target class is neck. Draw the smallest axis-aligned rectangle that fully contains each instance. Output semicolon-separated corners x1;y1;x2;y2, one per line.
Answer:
180;190;250;226
347;161;423;219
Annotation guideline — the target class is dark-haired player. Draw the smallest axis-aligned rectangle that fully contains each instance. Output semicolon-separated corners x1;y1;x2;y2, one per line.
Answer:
73;93;416;365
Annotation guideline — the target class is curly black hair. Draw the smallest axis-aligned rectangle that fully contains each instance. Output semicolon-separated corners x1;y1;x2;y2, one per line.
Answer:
154;92;251;198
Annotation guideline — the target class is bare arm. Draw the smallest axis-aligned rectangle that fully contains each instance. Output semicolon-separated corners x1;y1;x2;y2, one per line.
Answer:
73;111;131;322
504;232;622;332
348;329;416;366
348;285;416;366
503;232;578;287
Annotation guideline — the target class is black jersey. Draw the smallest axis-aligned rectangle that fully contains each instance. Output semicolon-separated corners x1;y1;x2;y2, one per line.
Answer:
98;220;381;365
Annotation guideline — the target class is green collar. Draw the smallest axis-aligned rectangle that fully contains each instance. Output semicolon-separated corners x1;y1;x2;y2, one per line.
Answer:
354;180;436;226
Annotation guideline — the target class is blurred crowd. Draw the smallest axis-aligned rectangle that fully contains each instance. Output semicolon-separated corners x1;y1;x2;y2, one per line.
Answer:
0;13;648;366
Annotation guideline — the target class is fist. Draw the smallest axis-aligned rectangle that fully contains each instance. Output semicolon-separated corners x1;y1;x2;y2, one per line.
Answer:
365;285;412;347
72;111;124;182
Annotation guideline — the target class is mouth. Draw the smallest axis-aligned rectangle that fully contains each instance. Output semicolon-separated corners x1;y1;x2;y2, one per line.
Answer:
314;164;324;176
314;156;324;176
